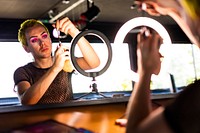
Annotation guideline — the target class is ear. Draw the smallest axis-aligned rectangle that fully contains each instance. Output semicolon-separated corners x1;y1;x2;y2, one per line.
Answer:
23;45;30;53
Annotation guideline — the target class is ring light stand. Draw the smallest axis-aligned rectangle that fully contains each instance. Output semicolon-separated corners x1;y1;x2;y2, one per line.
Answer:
70;30;112;100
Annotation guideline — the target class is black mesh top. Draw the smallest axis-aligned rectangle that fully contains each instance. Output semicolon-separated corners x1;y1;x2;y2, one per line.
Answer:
13;63;73;104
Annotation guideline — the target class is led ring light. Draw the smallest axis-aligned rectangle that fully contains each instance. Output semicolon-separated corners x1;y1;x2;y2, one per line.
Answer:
114;17;172;44
70;30;112;77
114;17;172;81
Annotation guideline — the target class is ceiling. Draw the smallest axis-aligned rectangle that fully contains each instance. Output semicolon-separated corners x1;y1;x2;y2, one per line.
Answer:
0;0;176;25
0;0;191;43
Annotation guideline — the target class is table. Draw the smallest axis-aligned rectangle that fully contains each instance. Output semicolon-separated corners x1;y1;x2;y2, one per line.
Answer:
0;94;175;133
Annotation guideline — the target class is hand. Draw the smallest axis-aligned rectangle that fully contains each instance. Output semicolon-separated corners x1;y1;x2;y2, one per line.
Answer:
53;44;70;72
115;118;127;127
134;0;172;16
53;17;80;38
137;28;163;75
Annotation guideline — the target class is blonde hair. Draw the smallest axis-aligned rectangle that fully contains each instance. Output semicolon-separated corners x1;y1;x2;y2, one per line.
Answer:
181;0;200;19
18;19;50;46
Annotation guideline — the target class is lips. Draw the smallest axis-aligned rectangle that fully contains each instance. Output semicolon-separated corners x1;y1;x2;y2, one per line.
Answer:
41;47;49;52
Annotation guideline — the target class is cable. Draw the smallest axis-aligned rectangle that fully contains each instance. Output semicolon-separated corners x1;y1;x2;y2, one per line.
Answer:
191;44;198;81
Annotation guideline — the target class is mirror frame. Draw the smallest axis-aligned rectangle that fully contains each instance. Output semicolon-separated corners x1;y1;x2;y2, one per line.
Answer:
70;30;112;77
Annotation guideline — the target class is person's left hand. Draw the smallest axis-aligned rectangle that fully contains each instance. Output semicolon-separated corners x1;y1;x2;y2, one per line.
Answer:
53;17;80;38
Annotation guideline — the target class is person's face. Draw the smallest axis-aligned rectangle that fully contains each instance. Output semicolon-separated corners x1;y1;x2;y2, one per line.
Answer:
134;0;200;47
24;25;52;59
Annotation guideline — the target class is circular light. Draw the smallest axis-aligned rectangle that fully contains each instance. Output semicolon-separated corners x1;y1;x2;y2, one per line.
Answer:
70;30;112;77
114;17;171;45
114;17;172;82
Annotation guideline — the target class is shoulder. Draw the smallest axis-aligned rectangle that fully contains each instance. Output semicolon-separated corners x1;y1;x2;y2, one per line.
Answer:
14;63;33;74
13;63;33;85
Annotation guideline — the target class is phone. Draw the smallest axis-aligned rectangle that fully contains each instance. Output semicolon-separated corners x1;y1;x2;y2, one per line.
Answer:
9;119;95;133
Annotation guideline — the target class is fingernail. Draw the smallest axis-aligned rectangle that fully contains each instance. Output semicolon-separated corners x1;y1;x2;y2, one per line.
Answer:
141;3;147;10
144;29;150;37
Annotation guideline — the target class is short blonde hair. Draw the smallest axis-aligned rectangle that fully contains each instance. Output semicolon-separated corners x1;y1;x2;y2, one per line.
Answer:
18;19;50;46
181;0;200;19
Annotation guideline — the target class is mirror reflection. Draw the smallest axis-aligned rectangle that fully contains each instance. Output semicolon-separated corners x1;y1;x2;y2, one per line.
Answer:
1;19;198;111
1;24;199;111
13;18;102;105
0;18;116;108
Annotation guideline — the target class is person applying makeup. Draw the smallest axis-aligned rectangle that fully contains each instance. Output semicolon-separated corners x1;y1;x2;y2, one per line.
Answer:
115;0;200;133
14;17;100;105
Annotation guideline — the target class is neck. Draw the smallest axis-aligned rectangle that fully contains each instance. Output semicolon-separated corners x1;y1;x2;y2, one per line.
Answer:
33;57;53;69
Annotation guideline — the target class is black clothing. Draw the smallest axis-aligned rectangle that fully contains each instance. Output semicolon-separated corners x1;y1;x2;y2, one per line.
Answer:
14;63;73;104
164;80;200;133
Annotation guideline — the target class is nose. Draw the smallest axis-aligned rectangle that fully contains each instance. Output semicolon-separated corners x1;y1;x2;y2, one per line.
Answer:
38;38;45;46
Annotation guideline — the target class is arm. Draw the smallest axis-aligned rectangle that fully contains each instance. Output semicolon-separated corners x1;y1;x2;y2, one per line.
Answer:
54;17;100;70
126;30;162;132
17;46;69;105
134;0;200;47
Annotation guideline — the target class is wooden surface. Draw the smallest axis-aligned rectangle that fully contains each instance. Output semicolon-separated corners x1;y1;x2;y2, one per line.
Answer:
0;97;174;133
0;102;127;133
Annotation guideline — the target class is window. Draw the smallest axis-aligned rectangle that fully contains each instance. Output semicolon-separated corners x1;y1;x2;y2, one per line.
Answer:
151;44;200;93
71;43;132;93
0;42;132;99
0;42;199;100
0;42;33;98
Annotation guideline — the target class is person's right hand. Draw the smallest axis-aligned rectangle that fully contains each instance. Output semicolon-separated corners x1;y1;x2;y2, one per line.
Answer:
137;28;163;75
53;44;70;72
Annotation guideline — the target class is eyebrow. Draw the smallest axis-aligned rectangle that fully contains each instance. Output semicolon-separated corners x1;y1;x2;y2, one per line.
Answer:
29;31;47;39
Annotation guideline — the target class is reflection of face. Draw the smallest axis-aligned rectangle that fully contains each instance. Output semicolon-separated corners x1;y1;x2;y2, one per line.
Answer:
135;0;200;47
25;25;52;59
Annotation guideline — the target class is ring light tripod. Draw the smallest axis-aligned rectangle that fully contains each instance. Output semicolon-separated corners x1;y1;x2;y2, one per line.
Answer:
70;30;112;100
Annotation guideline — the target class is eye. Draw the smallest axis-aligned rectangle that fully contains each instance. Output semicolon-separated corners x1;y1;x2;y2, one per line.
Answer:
30;38;39;43
42;33;48;39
